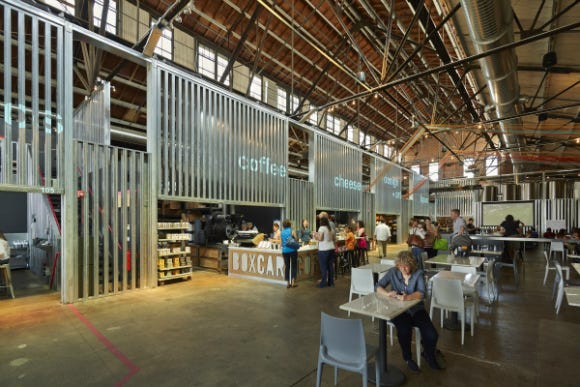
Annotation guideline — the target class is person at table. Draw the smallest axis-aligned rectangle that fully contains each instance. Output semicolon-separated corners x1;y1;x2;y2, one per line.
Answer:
500;214;520;237
465;218;477;235
374;217;391;259
450;208;466;237
315;216;335;288
500;215;521;263
297;218;311;244
281;219;299;288
543;227;556;239
344;225;356;268
408;218;425;264
376;251;443;371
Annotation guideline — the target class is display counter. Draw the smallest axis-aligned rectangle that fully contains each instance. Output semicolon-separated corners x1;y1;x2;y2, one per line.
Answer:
228;245;318;285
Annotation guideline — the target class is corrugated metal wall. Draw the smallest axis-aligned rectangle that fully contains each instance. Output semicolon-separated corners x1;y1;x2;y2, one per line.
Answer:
155;65;288;206
73;141;149;301
435;190;477;220
0;4;63;191
544;199;579;232
314;134;362;211
73;81;111;145
374;159;402;215
288;178;314;233
362;191;375;237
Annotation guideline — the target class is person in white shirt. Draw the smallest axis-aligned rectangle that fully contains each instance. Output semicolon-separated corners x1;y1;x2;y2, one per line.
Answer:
0;232;10;264
374;218;391;258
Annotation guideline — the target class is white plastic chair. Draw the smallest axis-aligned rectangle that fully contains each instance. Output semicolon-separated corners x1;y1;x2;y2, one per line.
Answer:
348;268;375;317
316;312;380;387
550;241;567;262
386;322;422;367
543;251;569;286
554;261;565;314
451;265;480;316
430;278;475;345
484;258;498;304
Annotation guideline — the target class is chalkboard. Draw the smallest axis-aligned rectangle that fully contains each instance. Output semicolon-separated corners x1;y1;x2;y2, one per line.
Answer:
482;201;534;226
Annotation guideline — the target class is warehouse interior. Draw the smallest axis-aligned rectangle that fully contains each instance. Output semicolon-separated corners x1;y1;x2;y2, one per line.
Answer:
1;1;580;386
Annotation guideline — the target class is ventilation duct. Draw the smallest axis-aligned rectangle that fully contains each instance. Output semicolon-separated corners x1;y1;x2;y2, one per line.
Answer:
460;0;524;177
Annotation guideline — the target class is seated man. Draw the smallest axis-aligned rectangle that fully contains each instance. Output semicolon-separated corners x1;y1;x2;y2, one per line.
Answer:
376;251;444;371
450;226;473;257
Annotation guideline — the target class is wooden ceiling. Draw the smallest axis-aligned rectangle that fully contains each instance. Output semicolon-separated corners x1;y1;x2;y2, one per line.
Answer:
56;0;580;180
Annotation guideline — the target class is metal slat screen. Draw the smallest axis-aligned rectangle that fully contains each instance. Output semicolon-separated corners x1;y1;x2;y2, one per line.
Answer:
0;4;63;191
73;81;111;145
288;178;314;232
315;134;362;211
410;173;430;216
374;159;402;214
157;67;287;206
73;141;149;301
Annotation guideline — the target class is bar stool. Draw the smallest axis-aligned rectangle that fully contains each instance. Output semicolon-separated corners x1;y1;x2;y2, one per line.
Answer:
0;263;15;298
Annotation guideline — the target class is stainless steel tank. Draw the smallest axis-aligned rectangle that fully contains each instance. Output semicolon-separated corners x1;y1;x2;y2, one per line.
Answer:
482;185;498;202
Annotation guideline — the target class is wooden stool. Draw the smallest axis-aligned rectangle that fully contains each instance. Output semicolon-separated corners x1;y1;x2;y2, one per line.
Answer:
0;264;15;298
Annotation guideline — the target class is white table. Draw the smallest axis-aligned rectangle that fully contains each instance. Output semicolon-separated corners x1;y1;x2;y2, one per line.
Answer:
431;270;480;287
564;287;580;307
340;293;420;386
358;263;393;274
426;255;485;269
571;263;580;275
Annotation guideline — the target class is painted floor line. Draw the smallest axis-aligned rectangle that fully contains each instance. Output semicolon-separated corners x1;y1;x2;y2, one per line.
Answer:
67;304;140;386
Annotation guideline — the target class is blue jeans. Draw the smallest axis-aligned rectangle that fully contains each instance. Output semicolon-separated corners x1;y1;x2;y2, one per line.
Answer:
318;249;334;286
411;246;424;267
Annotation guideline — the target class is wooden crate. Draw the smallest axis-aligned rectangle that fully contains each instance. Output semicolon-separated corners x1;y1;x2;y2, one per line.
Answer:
198;247;221;259
197;246;225;273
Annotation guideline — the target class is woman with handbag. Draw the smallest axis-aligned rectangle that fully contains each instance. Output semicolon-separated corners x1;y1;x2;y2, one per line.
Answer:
408;219;426;265
315;216;336;288
423;218;439;258
281;219;300;288
355;220;367;267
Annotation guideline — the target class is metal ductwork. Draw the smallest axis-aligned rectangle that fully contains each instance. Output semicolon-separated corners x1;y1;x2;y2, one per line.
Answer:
460;0;524;178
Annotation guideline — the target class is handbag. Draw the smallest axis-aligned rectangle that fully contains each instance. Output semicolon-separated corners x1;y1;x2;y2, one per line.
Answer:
285;235;301;250
433;237;448;250
407;234;424;248
358;236;368;249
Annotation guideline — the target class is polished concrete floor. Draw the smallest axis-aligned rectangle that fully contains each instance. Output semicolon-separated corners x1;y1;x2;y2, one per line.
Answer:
1;246;579;387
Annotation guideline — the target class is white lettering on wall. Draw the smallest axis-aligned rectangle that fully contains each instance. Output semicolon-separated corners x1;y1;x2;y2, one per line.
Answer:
257;255;265;274
276;256;285;277
237;155;287;178
334;175;362;191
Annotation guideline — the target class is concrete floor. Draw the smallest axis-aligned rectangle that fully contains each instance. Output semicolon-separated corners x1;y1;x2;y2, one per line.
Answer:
1;246;579;387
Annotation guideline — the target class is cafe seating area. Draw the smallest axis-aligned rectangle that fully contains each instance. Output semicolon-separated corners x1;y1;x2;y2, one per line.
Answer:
1;244;579;387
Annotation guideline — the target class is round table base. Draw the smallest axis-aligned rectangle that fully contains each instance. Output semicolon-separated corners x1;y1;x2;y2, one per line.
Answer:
367;363;406;387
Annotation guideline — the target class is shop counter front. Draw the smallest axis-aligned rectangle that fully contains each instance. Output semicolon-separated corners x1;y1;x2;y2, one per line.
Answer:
228;245;318;285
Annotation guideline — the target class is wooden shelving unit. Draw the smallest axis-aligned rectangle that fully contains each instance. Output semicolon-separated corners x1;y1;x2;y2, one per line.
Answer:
157;222;192;284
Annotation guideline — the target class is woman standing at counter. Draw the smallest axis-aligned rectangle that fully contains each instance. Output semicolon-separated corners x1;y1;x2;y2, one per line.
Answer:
281;219;299;288
270;221;281;244
298;219;312;244
316;217;335;288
